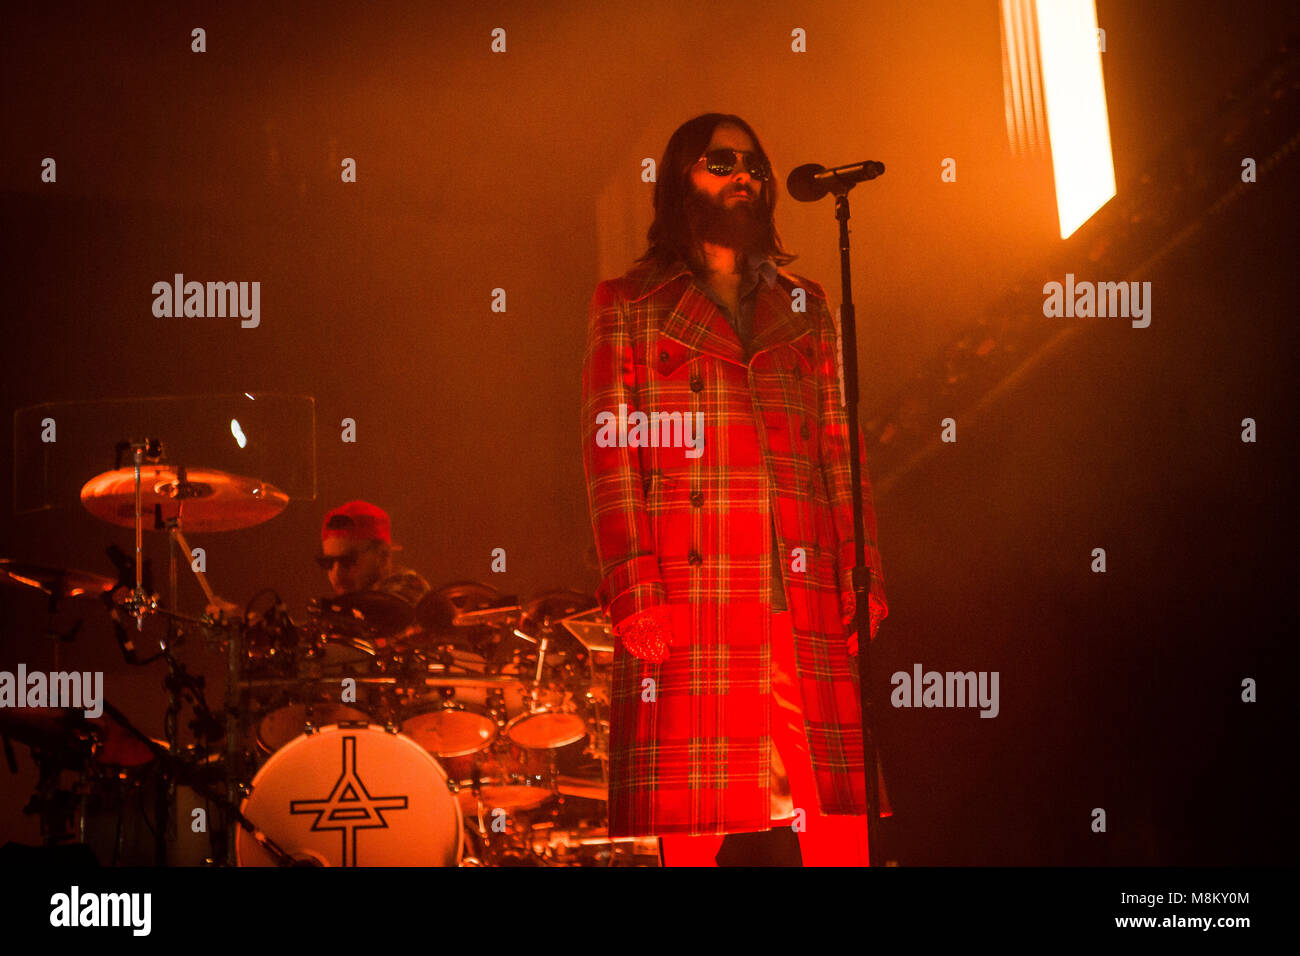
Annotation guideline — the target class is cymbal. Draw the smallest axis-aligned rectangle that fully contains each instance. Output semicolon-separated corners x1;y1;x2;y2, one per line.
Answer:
416;581;517;632
312;589;415;637
555;776;608;802
0;560;116;599
522;589;598;626
80;465;288;532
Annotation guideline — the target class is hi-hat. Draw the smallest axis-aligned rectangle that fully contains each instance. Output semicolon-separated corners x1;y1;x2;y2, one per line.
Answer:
80;465;288;532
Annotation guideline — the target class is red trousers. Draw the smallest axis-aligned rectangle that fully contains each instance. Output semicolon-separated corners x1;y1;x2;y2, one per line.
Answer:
659;611;874;866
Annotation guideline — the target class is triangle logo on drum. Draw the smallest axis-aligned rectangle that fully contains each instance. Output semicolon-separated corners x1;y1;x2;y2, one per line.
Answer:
290;735;409;865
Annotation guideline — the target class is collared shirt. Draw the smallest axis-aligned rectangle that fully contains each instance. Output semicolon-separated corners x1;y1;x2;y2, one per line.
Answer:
690;250;787;613
690;250;780;353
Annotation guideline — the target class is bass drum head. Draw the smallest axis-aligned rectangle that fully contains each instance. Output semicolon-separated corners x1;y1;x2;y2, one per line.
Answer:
237;724;462;867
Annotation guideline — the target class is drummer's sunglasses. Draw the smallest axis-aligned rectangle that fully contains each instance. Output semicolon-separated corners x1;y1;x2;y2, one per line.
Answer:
698;148;772;183
315;546;376;571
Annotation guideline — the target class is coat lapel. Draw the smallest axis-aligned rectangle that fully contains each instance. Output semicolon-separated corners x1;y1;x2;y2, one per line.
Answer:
623;256;746;367
658;283;747;366
620;255;817;367
748;280;814;358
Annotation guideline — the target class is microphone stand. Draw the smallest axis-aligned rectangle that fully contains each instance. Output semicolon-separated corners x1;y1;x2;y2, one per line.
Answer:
827;187;885;867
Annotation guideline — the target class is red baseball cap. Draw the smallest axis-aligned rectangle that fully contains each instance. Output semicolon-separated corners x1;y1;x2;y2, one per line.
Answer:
321;500;394;546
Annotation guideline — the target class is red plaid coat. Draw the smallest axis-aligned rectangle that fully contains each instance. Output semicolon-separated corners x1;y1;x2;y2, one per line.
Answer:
581;255;888;837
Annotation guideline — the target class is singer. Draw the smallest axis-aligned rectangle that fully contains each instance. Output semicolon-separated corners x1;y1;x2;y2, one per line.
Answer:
581;114;890;866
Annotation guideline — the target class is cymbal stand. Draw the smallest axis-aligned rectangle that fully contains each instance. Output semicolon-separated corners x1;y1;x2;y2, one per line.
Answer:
128;441;151;631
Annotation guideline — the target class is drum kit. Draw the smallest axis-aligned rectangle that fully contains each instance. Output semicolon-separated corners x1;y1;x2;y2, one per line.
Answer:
1;438;657;866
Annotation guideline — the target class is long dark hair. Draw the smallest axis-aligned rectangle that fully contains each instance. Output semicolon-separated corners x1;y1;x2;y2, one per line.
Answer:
636;113;797;274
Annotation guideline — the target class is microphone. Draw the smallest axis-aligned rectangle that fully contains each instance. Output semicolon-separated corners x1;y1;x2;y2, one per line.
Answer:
787;160;886;202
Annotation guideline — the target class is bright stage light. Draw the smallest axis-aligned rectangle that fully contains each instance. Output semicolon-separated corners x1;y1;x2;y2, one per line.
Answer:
1002;0;1117;238
1035;0;1116;238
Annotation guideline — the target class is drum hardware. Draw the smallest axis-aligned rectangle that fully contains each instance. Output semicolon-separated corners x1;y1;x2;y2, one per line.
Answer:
82;445;286;625
15;431;630;865
81;442;267;864
502;616;591;751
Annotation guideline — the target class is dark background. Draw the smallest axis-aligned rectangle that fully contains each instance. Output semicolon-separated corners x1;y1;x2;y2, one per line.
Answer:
2;0;1295;863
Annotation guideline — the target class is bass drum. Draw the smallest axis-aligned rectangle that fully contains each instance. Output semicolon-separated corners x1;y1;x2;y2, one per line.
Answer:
236;724;462;867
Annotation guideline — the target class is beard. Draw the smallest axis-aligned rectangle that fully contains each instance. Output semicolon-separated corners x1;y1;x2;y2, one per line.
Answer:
685;186;767;259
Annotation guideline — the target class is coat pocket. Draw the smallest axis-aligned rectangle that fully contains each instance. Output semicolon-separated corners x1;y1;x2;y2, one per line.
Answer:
648;335;694;378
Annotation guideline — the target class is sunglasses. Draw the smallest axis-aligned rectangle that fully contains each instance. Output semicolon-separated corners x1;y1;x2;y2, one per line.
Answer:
315;550;369;571
698;148;772;183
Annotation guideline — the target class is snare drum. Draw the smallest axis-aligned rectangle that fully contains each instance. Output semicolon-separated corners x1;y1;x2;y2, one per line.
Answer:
236;724;462;866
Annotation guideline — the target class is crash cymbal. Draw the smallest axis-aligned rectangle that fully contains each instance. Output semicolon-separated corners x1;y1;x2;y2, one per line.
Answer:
80;465;288;532
312;589;415;637
522;589;598;626
0;560;116;599
416;581;518;632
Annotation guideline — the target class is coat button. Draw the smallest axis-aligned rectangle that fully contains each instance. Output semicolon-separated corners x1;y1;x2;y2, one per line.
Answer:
687;549;703;565
800;421;811;440
660;350;671;364
690;375;704;392
690;491;704;507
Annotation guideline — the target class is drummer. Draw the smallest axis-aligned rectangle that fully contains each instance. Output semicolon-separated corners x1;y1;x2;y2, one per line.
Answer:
317;500;430;606
205;499;429;623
